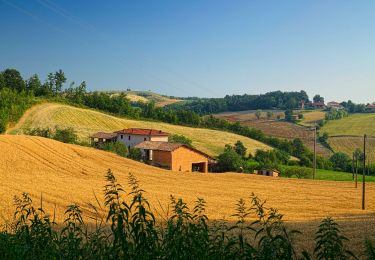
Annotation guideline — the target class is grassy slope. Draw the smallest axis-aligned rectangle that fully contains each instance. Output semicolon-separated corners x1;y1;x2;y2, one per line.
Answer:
1;135;375;253
321;113;375;161
322;113;375;136
8;103;272;157
316;169;375;182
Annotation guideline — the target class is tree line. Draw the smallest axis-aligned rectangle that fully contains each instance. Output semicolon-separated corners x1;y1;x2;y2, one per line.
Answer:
166;90;310;114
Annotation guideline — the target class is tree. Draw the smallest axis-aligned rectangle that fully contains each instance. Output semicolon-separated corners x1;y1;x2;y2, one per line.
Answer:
255;110;262;120
3;68;25;92
0;72;5;89
234;140;247;158
266;111;273;120
216;145;243;172
54;69;66;95
169;134;193;147
330;152;350;171
26;74;41;94
313;94;324;103
284;109;294;122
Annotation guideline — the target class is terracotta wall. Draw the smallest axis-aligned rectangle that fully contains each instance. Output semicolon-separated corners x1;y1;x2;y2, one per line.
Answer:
171;147;208;173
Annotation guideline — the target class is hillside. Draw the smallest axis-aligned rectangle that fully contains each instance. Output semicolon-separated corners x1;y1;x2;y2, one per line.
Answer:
321;113;375;161
1;135;375;252
8;103;272;157
214;110;331;156
110;90;182;106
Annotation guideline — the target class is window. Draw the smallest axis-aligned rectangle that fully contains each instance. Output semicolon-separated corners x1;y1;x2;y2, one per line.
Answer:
121;135;123;139
144;137;147;141
128;135;131;140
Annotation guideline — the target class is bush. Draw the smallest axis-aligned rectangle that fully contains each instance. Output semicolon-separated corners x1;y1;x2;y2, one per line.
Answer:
279;166;313;179
168;134;193;147
128;147;143;161
27;127;52;138
216;145;244;172
53;127;78;144
98;141;128;157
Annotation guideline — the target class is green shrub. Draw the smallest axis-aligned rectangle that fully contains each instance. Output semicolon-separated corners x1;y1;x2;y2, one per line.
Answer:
128;147;143;161
169;134;193;147
98;141;128;157
53;127;78;144
27;127;52;138
279;166;313;179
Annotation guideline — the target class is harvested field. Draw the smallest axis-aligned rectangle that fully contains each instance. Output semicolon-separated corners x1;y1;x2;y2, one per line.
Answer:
215;111;331;156
329;136;375;163
8;103;271;157
299;110;326;126
0;135;374;254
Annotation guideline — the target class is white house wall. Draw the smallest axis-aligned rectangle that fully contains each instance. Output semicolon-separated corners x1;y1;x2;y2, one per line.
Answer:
116;134;168;148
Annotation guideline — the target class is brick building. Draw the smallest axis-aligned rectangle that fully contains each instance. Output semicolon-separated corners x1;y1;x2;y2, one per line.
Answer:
135;141;212;173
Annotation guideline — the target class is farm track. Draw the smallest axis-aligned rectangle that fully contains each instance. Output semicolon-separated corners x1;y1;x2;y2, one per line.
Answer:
1;135;375;254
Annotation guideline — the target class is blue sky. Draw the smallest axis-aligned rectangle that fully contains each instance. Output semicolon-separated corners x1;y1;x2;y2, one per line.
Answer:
1;0;374;102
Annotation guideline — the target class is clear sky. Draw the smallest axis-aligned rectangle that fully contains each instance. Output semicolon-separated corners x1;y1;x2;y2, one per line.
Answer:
1;0;374;102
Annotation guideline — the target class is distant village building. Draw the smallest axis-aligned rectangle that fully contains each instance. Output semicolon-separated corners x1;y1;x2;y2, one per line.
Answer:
326;101;343;110
255;169;280;177
90;128;214;173
135;141;212;173
366;104;375;112
311;102;326;109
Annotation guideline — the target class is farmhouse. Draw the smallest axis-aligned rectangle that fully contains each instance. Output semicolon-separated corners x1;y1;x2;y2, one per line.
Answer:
115;128;169;149
312;102;326;109
366;104;375;112
90;132;117;145
91;128;169;149
135;141;212;173
256;169;279;177
327;101;343;110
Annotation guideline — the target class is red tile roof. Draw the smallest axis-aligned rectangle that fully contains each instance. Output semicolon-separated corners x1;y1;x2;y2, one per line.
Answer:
114;128;169;136
367;104;375;108
134;141;213;159
90;132;117;139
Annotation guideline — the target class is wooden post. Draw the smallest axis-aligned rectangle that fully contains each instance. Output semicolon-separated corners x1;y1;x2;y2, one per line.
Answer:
352;154;355;181
313;126;316;180
355;157;358;188
362;134;366;210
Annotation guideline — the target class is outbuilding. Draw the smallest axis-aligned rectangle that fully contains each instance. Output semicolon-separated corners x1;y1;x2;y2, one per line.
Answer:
135;141;212;173
256;169;280;177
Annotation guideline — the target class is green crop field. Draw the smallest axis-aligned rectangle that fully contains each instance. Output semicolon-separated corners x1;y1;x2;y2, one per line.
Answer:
315;169;375;182
322;113;375;136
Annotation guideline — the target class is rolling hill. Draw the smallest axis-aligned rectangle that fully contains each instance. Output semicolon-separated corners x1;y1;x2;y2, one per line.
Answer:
214;110;331;156
0;135;374;253
109;90;183;106
8;103;272;157
321;113;375;161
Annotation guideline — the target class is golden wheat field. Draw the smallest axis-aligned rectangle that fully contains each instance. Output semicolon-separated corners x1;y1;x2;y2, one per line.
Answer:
1;135;375;253
8;103;271;157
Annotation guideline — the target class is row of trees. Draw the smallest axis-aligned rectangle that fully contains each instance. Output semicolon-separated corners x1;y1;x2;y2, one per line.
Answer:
167;90;311;114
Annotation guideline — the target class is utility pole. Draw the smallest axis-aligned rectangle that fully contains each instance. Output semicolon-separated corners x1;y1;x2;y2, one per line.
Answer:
313;125;317;180
362;134;367;210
